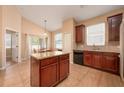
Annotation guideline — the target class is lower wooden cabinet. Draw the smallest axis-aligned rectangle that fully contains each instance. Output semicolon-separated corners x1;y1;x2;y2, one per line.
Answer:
102;53;119;74
59;59;69;81
83;51;119;74
30;54;69;87
40;63;59;87
30;58;40;87
92;53;102;69
83;52;93;66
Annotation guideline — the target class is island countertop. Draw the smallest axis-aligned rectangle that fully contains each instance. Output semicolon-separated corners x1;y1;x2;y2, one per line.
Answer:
31;51;70;60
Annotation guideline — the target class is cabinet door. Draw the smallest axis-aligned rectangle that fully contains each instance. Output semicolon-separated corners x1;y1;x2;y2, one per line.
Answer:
59;59;69;81
108;13;122;41
84;53;92;66
40;63;59;87
102;55;119;73
75;25;84;43
30;57;40;87
92;53;102;69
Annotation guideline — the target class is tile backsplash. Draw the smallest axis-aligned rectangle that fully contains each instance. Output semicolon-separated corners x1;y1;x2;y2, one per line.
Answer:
75;43;120;53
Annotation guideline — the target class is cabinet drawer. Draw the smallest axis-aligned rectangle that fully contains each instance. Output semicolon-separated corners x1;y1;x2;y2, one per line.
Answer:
60;54;69;61
40;57;58;67
102;52;119;57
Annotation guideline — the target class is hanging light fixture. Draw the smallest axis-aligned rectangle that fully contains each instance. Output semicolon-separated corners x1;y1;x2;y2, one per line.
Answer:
43;19;47;36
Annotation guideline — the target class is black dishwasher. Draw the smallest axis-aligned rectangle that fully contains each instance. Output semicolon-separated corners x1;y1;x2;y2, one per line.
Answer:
73;50;83;65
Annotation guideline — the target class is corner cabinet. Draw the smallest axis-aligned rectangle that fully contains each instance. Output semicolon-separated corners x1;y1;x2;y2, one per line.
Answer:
107;13;122;42
83;51;119;74
75;25;85;43
30;54;69;87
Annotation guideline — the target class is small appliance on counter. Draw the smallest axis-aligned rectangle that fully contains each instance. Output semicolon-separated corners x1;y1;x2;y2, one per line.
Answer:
73;50;83;65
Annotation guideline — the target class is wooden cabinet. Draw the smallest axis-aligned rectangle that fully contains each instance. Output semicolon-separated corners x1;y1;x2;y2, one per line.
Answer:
83;52;92;66
102;53;119;74
59;54;69;81
107;13;122;41
75;25;85;43
83;51;119;74
92;53;102;69
40;62;59;87
30;53;69;87
30;58;40;87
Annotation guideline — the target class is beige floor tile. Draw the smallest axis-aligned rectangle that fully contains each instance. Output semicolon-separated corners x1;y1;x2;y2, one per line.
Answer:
0;61;124;87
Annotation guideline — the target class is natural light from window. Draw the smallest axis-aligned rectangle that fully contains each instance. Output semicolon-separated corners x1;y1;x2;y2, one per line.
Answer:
86;23;105;46
55;33;62;49
6;33;11;48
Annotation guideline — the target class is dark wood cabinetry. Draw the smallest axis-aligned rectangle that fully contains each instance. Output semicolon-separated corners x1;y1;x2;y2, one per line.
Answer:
30;58;40;87
102;53;119;74
31;53;69;87
83;52;92;66
107;13;122;41
59;54;69;81
75;25;85;43
83;51;119;74
92;52;102;69
40;61;59;87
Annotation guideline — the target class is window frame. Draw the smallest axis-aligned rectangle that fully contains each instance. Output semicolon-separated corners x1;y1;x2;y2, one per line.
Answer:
54;33;62;49
86;22;105;46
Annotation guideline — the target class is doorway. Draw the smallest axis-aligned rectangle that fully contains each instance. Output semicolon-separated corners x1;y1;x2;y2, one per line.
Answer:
5;30;18;67
63;33;72;63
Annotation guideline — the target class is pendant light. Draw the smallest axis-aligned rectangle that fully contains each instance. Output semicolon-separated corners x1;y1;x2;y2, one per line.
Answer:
44;19;47;36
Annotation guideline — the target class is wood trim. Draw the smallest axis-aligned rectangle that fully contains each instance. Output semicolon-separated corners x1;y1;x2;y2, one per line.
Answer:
107;13;123;20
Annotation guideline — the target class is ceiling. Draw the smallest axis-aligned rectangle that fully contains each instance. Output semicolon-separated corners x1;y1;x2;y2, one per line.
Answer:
16;5;124;31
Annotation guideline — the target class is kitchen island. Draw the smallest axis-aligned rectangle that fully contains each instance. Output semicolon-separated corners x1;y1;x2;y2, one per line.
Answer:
30;51;70;87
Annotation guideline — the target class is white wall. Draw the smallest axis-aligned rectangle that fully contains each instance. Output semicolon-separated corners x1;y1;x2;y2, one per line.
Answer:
0;6;22;69
21;17;52;60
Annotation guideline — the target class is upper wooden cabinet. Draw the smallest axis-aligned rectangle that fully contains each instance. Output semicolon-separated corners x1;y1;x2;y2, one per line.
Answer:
75;25;85;43
107;13;122;42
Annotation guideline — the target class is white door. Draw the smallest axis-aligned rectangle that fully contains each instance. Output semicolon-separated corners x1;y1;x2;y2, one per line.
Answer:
12;32;18;62
63;33;72;63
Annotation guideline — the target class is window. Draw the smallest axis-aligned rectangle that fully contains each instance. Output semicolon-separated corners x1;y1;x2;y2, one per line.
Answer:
40;37;48;49
6;33;12;48
30;36;40;50
55;33;62;49
86;23;105;46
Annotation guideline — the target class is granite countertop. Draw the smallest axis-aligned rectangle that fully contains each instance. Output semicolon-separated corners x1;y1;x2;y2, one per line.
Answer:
31;51;70;60
73;49;120;53
82;49;120;53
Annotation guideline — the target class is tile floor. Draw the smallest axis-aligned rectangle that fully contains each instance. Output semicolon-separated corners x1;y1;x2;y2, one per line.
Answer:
0;60;124;87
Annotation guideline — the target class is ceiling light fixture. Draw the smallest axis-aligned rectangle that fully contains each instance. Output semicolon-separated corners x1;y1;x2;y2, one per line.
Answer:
44;19;47;32
43;19;47;36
